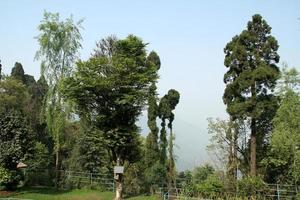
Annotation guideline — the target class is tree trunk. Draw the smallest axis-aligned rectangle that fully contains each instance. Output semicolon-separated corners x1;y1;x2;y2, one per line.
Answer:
233;124;238;180
55;150;59;188
115;177;123;200
227;118;236;189
115;157;123;200
250;118;256;176
168;127;175;190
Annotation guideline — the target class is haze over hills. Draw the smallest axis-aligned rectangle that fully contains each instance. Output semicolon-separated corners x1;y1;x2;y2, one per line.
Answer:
139;114;216;171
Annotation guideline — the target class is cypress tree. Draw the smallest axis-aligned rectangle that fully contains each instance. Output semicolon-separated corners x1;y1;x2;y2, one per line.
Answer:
145;51;161;167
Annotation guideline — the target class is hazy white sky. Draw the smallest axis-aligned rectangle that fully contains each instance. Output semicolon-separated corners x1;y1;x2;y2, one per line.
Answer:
1;0;300;170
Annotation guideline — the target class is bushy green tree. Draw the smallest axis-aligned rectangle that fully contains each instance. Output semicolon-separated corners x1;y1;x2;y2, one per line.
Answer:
261;67;300;183
10;63;49;149
196;175;224;198
63;35;158;199
0;110;32;190
77;127;109;174
0;78;28;113
193;164;215;184
26;142;50;170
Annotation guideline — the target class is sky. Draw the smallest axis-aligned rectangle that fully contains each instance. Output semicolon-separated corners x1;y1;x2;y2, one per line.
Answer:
1;0;300;171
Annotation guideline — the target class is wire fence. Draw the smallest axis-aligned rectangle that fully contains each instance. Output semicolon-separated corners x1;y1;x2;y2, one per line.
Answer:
156;183;297;200
17;169;300;199
24;169;114;192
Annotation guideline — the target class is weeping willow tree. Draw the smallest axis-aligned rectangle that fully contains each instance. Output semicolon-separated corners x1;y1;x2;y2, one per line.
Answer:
35;11;83;186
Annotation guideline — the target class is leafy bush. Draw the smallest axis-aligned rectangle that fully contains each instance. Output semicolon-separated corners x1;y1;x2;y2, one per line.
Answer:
124;161;146;196
296;192;300;200
237;176;266;197
0;167;12;188
193;164;214;184
26;142;50;170
180;182;196;197
196;174;224;198
0;167;22;190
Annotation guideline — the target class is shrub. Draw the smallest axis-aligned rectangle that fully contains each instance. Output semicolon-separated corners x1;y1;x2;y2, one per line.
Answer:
0;167;22;190
237;176;266;197
196;174;224;198
180;182;196;197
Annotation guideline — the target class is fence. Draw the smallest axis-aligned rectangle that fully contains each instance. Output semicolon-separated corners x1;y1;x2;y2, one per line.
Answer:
156;183;297;200
24;169;114;191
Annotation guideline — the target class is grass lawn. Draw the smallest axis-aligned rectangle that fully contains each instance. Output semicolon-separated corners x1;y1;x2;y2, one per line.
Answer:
0;187;159;200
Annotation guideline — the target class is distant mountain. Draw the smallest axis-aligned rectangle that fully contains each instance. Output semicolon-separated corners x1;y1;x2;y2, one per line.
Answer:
138;114;210;171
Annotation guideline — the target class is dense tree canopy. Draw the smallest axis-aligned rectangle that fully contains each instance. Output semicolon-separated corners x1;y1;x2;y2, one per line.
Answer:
63;35;158;164
263;67;300;183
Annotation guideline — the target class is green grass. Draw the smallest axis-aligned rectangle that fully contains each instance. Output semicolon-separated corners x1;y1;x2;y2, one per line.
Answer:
0;187;159;200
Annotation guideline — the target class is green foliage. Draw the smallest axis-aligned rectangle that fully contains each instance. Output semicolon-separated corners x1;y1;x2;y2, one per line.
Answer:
157;89;180;188
11;62;25;82
0;110;32;190
158;89;180;128
277;64;300;95
196;175;224;198
35;11;83;83
263;92;300;183
77;127;109;174
144;51;161;192
237;176;265;196
296;192;300;200
10;63;49;149
144;161;167;189
0;78;28;113
35;11;83;186
261;67;300;183
123;161;146;195
193;164;215;184
177;170;195;197
27;142;50;170
63;35;157;165
180;182;196;198
0;167;12;189
223;14;280;175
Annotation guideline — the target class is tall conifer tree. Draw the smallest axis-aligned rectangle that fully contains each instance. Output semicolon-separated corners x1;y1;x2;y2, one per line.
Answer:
223;14;280;176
